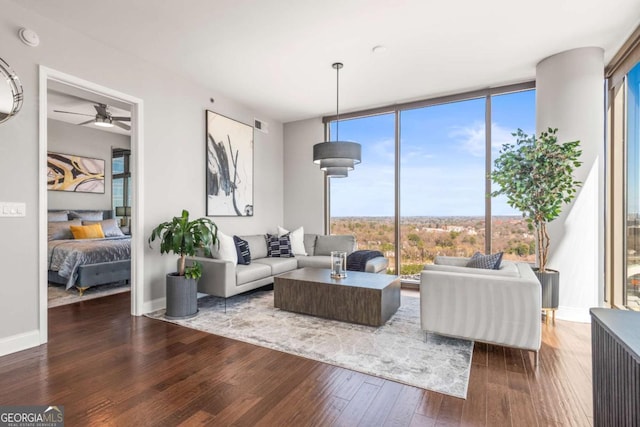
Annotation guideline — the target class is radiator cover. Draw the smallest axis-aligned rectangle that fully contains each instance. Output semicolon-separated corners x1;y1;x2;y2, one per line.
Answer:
590;308;640;427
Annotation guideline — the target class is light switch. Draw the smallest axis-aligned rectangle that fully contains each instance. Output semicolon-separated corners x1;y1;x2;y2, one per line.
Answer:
0;202;26;217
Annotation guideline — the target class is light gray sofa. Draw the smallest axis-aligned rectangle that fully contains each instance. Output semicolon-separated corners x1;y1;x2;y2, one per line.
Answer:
420;255;542;363
186;233;389;298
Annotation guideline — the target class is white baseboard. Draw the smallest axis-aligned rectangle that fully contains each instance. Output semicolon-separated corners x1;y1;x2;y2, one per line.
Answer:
556;306;592;323
0;330;41;357
142;297;165;314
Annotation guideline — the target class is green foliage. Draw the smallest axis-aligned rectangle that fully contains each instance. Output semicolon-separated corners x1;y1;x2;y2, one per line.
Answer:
184;262;202;280
400;263;425;275
148;210;218;279
407;233;422;245
462;236;477;245
491;128;582;271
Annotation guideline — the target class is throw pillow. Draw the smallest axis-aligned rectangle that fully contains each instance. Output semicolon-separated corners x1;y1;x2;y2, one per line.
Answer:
466;251;503;270
233;235;252;265
277;225;307;255
211;231;237;266
47;220;82;241
266;234;294;258
70;223;105;239
83;219;125;237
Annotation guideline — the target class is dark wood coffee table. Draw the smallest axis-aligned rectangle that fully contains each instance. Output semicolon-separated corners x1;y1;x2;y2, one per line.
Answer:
274;267;401;326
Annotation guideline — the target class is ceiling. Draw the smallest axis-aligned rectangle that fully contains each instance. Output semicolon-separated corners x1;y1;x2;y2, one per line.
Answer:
48;90;131;136
17;0;640;123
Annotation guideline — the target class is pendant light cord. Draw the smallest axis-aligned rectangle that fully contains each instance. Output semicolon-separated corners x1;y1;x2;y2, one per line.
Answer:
335;63;341;142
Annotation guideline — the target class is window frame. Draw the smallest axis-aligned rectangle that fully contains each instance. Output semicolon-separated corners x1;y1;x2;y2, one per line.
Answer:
324;82;536;281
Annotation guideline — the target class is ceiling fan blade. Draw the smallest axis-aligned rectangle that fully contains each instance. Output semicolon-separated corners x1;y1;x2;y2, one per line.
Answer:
77;119;94;125
110;116;131;121
53;110;94;117
113;121;131;131
94;104;109;117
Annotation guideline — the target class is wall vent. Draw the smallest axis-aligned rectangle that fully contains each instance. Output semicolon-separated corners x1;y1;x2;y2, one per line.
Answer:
254;119;268;134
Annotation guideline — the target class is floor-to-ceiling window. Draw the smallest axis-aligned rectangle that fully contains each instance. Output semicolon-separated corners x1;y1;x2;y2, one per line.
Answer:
625;62;640;310
491;91;536;262
606;25;640;310
329;113;397;273
326;85;535;282
112;148;131;231
400;99;486;279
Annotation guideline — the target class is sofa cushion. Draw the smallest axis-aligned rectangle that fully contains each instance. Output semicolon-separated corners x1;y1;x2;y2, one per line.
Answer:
236;263;271;285
233;235;251;265
296;255;332;269
253;257;298;275
424;260;519;277
266;234;294;258
466;251;503;270
303;234;318;256
239;235;268;259
314;235;356;256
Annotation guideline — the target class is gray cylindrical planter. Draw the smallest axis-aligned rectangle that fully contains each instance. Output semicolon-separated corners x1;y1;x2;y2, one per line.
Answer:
165;273;198;319
534;269;559;309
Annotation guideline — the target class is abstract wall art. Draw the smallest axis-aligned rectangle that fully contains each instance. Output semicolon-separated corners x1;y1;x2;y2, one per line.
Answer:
47;152;105;193
206;110;254;216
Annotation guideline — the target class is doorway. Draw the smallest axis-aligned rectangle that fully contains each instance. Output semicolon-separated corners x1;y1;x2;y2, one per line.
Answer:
38;66;144;344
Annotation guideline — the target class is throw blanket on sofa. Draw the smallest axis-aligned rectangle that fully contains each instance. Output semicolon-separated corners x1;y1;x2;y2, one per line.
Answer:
347;250;384;272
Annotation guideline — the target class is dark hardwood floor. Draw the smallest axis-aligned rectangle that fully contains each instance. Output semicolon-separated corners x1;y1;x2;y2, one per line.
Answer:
0;291;592;426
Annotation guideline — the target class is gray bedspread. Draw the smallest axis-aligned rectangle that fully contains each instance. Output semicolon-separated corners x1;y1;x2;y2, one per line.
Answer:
48;236;131;289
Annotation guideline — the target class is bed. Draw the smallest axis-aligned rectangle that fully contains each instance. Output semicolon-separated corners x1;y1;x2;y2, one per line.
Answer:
47;209;131;295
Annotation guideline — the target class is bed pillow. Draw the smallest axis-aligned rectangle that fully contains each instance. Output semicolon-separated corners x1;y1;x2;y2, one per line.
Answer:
69;211;104;221
277;226;307;256
47;220;82;241
83;219;125;237
70;224;105;239
48;211;69;222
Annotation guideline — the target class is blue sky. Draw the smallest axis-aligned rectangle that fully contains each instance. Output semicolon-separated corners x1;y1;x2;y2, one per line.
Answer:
330;90;536;217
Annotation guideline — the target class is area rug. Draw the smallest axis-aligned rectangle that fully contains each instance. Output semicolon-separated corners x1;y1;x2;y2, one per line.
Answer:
146;291;473;398
48;282;130;308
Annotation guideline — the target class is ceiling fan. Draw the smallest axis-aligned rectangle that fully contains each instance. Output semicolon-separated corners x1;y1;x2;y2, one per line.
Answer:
54;103;131;131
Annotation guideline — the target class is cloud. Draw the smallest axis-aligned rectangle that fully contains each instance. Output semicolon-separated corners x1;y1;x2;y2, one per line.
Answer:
448;122;517;157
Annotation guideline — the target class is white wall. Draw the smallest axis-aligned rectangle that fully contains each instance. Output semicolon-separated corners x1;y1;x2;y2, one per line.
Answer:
283;118;326;234
0;0;283;355
47;119;130;211
536;47;605;322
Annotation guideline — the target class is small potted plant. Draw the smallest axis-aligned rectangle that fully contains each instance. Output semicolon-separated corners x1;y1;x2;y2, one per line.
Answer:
148;209;218;319
491;128;582;311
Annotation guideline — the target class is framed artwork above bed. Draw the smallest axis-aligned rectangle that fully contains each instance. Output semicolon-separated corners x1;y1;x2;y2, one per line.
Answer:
206;110;254;216
47;152;105;194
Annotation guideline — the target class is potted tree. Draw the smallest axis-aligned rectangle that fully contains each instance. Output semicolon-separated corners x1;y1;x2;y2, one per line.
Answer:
148;209;218;319
491;128;582;313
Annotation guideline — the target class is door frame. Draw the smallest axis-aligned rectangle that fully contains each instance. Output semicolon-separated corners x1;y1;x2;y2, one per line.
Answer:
38;66;145;343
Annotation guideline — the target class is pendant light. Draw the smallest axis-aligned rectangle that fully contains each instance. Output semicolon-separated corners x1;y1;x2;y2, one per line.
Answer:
313;62;361;178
